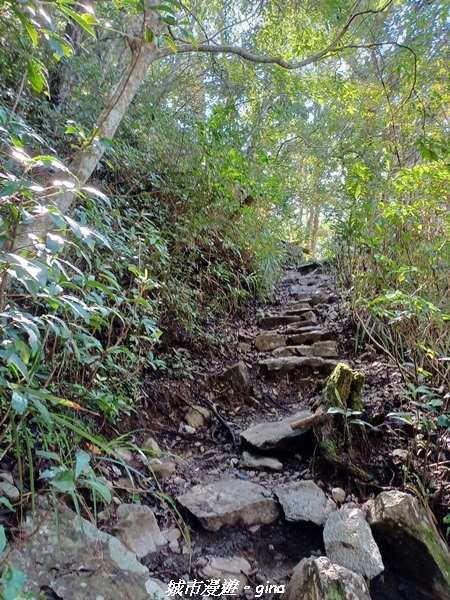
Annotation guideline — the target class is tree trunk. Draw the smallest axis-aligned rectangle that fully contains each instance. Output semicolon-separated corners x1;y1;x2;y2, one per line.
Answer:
13;7;160;250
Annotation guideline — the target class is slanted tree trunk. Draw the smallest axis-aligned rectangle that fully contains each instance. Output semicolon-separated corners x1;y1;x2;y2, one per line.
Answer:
13;5;160;250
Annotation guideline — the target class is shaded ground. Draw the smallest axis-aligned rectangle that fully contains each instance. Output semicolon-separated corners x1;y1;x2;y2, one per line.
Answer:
2;259;449;599
106;260;449;599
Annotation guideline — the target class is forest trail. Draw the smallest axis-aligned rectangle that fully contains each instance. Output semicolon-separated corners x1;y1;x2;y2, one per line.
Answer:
148;262;438;600
4;262;450;600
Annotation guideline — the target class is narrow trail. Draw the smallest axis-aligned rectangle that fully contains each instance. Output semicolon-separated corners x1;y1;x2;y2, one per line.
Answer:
5;261;449;600
144;262;436;600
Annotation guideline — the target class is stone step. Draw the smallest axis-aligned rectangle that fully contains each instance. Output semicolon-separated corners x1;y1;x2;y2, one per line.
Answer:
258;313;316;329
282;307;315;316
176;479;279;531
240;409;314;450
284;319;318;330
287;329;333;345
273;340;338;359
259;356;339;375
255;332;287;352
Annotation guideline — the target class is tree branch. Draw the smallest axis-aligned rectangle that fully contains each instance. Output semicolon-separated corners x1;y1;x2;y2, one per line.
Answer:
156;0;396;69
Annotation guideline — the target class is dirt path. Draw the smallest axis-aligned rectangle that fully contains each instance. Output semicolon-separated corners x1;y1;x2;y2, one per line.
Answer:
140;263;434;600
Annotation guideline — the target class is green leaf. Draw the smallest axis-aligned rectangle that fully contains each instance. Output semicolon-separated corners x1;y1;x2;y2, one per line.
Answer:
46;233;66;255
179;27;198;48
0;525;6;554
27;59;47;94
8;355;29;382
50;469;76;493
75;451;90;478
144;27;154;43
12;390;28;414
86;479;112;504
0;497;14;511
162;32;178;53
327;406;345;415
437;414;449;428
36;450;61;462
148;4;174;10
58;6;97;38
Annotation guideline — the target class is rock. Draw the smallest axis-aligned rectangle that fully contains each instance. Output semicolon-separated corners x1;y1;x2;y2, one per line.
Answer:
185;405;210;428
180;423;196;434
0;480;20;503
238;330;253;344
176;479;279;531
255;332;287;352
259;356;339;375
199;556;251;594
273;345;315;358
323;508;384;579
276;480;336;525
258;315;308;329
301;310;317;323
6;503;163;600
310;291;333;306
331;487;346;504
240;451;283;471
273;341;338;359
282;306;314;316
142;436;161;453
115;503;167;558
288;329;332;344
220;361;251;392
286;556;372;600
163;528;181;543
148;458;176;480
391;448;409;462
368;490;450;599
240;409;314;450
0;471;14;484
113;446;134;463
289;285;314;297
238;342;252;352
312;340;339;357
145;580;168;599
283;302;312;312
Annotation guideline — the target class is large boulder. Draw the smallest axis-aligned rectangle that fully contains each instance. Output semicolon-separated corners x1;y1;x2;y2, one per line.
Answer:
176;479;279;531
285;556;373;600
323;508;384;579
368;490;450;599
3;503;165;600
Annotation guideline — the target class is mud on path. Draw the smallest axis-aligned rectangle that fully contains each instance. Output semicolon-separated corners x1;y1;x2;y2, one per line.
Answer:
126;261;447;600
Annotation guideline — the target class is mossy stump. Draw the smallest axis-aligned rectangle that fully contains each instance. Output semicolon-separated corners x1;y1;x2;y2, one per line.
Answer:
314;363;372;482
323;362;364;412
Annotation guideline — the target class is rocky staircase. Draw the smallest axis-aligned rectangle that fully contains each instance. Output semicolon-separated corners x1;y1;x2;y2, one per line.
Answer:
3;264;450;600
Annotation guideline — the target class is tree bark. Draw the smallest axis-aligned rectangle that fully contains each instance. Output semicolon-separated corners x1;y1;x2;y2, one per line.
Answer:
13;6;160;250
